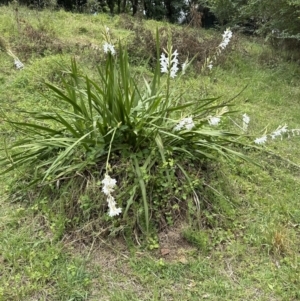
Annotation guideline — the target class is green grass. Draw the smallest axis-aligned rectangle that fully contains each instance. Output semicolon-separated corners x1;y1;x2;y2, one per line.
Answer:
0;5;300;301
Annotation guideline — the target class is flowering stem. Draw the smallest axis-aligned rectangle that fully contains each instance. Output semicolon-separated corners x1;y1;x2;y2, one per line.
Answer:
164;44;173;116
105;127;117;171
228;117;244;131
166;72;171;112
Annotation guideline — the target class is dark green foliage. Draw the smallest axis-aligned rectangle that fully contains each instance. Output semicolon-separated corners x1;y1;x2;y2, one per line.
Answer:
206;0;300;44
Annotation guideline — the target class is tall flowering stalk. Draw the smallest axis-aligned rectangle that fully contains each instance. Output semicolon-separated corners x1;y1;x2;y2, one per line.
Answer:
159;44;191;113
102;26;115;55
0;37;24;70
218;28;233;51
207;107;229;126
254;124;300;145
160;48;179;79
181;58;189;75
228;113;251;132
228;112;300;145
101;127;122;217
242;114;250;132
159;45;179;111
203;28;233;72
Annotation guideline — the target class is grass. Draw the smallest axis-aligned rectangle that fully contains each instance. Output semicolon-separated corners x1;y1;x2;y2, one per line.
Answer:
0;5;300;301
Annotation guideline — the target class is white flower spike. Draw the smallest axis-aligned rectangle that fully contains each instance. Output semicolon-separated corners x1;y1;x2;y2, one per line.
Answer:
160;52;168;73
243;113;250;125
174;117;195;131
160;49;179;78
106;195;122;217
208;116;221;126
182;58;189;75
219;28;232;50
170;59;179;78
103;42;116;55
14;59;24;70
242;113;250;131
270;125;288;139
254;136;267;145
101;174;117;195
101;174;122;217
184;117;195;130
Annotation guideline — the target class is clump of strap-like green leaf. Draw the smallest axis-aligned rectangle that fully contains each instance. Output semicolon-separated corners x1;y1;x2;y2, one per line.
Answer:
1;36;250;233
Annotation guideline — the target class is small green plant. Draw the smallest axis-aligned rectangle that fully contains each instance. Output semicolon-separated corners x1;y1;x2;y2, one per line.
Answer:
1;27;250;236
182;228;209;253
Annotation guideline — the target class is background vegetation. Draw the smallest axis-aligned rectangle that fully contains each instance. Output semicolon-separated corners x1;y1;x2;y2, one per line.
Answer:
1;0;300;39
0;4;300;301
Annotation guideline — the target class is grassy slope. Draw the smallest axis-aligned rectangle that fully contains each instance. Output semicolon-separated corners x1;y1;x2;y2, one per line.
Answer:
0;6;300;301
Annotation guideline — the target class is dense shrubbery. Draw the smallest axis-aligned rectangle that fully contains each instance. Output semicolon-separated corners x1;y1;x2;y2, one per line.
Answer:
207;0;300;40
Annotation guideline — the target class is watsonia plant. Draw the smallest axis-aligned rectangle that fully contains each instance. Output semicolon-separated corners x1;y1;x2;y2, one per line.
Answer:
1;28;250;235
0;36;24;69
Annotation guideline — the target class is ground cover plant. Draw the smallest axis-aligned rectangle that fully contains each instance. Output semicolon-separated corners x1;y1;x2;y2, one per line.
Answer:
0;5;300;301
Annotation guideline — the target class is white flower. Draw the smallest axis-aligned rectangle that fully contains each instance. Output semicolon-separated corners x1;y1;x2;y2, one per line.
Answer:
254;135;267;144
243;113;250;125
208;63;213;70
106;195;122;217
160;49;179;78
102;185;113;195
14;59;24;70
291;129;300;136
182;59;188;74
174;122;183;131
270;125;288;139
172;49;179;59
184;117;195;130
170;62;179;78
208;116;221;126
219;29;232;50
101;174;117;195
174;117;195;131
242;113;250;131
160;53;168;73
103;42;116;55
101;174;122;217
